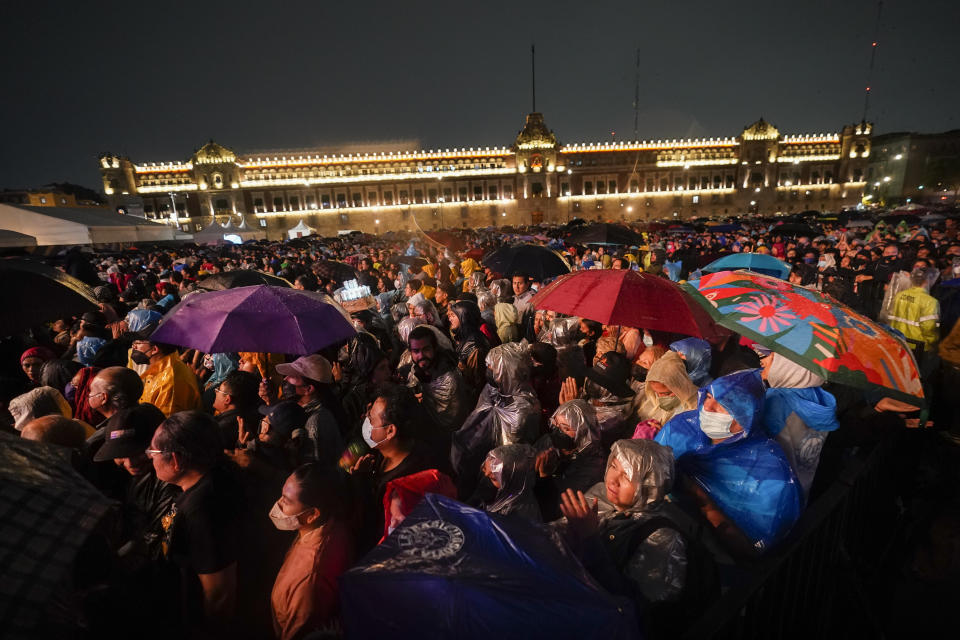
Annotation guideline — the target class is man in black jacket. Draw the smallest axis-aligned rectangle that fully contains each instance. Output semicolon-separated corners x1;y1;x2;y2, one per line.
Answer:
211;370;262;449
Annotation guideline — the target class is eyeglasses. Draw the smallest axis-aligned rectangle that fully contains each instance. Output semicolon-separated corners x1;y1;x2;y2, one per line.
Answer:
215;387;229;396
144;448;169;458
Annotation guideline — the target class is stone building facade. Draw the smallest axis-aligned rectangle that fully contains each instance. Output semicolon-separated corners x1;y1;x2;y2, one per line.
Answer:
99;113;871;239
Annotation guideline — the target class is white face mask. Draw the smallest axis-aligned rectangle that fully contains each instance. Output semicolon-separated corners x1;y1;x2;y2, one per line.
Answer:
643;333;654;348
269;500;307;531
699;408;736;440
361;416;387;449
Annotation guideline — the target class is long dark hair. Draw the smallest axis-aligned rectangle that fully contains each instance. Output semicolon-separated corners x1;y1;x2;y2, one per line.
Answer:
290;463;348;523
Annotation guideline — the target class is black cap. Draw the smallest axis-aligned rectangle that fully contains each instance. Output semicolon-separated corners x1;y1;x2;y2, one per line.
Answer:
258;401;307;437
94;404;166;461
585;351;634;397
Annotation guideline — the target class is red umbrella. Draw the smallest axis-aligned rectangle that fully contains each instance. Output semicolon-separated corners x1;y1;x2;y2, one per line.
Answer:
531;269;723;339
423;230;466;251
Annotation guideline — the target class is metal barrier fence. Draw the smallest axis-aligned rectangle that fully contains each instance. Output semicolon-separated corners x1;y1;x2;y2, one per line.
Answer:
681;432;902;639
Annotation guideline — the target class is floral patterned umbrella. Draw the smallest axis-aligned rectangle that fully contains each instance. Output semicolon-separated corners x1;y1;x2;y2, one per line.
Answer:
682;270;924;403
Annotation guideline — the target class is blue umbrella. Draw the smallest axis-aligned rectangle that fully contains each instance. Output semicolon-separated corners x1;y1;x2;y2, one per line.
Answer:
150;285;355;354
341;494;639;639
701;253;792;280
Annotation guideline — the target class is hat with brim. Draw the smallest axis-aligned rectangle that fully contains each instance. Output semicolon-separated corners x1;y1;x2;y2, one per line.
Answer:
275;355;333;384
258;400;307;437
585;352;634;397
93;404;166;461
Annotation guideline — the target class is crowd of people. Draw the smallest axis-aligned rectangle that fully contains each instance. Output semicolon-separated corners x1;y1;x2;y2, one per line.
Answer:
3;212;959;638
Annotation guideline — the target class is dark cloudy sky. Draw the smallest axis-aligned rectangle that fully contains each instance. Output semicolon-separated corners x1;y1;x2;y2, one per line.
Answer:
2;0;958;192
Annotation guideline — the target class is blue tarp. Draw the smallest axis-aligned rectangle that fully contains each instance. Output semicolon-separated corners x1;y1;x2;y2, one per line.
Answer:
341;494;640;639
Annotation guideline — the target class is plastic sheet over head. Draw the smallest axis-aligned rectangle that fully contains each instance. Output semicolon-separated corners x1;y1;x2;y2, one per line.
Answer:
669;337;712;386
485;341;532;395
608;439;675;511
550;399;599;452
397;316;426;345
539;316;580;347
485;443;538;516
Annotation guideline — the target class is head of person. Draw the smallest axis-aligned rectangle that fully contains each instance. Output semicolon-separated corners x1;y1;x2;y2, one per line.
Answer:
592;336;625;366
213;370;261;414
644;351;698;413
270;463;347;532
485;341;532;394
882;244;900;261
669;337;713;386
362;384;419;451
94;403;166;475
8;387;72;431
40;359;83;398
20;415;88;449
549;399;598;454
512;272;531;296
602;439;674;512
382;470;457;539
435;282;456;306
759;351;825;389
584;351;634;399
258;400;307;446
88;366;145;418
447;299;482;337
408;325;439;374
294;274;318;291
403;278;422;299
276;355;333;404
129;333;178;366
20;347;55;384
697;368;766;443
483;444;537;509
579;319;603;340
529;342;558;380
149;411;224;485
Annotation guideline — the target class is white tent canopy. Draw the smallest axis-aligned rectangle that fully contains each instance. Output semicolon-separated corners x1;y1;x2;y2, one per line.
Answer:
194;216;266;244
287;219;316;239
0;204;183;245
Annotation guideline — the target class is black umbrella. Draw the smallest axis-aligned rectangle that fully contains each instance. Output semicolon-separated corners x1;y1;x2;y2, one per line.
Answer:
565;223;643;246
197;269;293;291
314;260;360;284
767;222;821;237
483;244;571;281
0;258;99;335
388;255;428;268
286;238;311;249
0;433;114;639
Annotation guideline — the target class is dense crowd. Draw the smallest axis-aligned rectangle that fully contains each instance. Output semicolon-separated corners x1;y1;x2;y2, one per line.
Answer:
3;213;959;638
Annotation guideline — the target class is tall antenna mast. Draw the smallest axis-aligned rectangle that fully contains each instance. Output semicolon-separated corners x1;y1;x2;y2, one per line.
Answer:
862;1;883;122
531;44;536;112
633;48;640;140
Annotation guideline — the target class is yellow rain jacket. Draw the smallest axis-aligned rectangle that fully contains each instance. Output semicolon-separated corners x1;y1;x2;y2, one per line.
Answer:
139;353;202;416
888;286;940;348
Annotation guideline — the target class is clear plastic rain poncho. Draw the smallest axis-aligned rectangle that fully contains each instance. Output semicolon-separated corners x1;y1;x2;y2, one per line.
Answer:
549;399;599;454
484;444;542;523
634;351;699;426
580;439;687;603
489;279;513;303
539;317;586;382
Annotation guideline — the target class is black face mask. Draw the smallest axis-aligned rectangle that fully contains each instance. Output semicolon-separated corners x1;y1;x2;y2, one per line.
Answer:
633;365;648;382
550;429;577;451
281;381;299;399
130;349;152;366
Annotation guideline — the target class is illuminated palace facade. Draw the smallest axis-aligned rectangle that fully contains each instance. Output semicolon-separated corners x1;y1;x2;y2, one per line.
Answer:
98;114;872;237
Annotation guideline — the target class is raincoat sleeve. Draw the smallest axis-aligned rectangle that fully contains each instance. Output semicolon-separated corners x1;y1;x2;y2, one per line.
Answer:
624;528;687;603
421;368;470;433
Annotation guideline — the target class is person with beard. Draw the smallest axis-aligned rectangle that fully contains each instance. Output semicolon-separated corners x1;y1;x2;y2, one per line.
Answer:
406;325;471;438
130;325;201;417
446;300;491;398
276;355;345;467
534;399;607;521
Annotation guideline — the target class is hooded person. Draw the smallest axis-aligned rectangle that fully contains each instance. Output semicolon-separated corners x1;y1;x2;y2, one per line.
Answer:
494;300;521;343
446;300;491;395
406;292;442;328
535;399;607;521
654;369;803;555
633;351;699;439
669;338;713;387
8;386;76;432
540;316;587;383
480;444;542;523
20;346;56;386
380;469;458;543
339;335;391;435
582;351;637;446
759;350;839;501
474;289;501;346
558;439;689;610
451;342;542;499
394;315;428;377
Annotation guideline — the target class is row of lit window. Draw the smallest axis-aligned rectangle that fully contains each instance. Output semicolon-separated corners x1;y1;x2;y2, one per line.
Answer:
248;184;514;212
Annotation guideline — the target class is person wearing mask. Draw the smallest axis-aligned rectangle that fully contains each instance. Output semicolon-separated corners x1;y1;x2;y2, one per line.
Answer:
150;411;244;636
94;404;178;573
578;319;604;367
654;369;803;557
86;366;145;431
130;326;202;416
269;463;354;640
351;385;440;549
632;351;699;439
276;355;345;466
756;347;838;501
557;439;689;626
534;399;607;521
212;370;263;449
479;443;542;523
669;338;713;387
406;325;471;436
447;300;492;396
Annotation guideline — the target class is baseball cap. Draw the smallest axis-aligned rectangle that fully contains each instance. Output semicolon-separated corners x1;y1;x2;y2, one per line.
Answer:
94;404;166;462
275;354;333;384
258;400;307;437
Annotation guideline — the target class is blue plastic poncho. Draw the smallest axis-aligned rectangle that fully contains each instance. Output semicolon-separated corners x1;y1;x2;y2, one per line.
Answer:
204;353;239;390
77;337;107;366
669;338;713;387
125;309;162;333
341;494;639;639
655;369;803;552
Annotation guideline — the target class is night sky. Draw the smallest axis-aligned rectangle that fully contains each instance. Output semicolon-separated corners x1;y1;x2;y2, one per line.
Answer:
3;0;958;193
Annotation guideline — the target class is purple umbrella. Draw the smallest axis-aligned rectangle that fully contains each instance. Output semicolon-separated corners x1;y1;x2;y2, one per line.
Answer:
151;285;356;354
